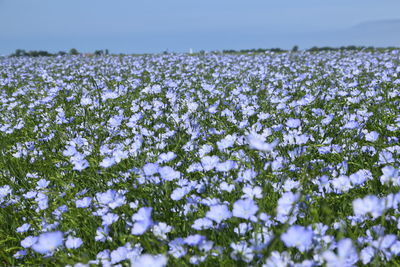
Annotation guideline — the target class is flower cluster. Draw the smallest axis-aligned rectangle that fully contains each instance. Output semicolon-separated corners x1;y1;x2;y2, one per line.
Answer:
0;50;399;265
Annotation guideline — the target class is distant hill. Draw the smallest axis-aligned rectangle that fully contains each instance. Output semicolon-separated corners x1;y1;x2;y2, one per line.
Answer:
352;19;400;32
291;19;400;49
340;19;400;47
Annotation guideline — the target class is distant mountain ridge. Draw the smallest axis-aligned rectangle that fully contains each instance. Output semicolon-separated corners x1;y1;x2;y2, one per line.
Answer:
292;19;400;48
352;19;400;32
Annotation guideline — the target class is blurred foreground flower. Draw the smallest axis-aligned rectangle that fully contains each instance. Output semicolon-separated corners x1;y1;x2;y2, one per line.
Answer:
247;133;278;152
132;207;153;235
323;238;358;267
132;254;167;267
32;231;63;254
281;225;313;252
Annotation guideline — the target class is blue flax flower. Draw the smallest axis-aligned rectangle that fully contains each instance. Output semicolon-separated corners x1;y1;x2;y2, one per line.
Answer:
32;231;63;254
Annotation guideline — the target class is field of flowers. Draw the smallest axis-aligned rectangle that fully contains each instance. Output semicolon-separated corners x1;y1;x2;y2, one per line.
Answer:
0;50;399;266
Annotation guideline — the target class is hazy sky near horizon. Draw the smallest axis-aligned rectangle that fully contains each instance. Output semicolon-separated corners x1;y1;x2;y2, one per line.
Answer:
1;0;400;54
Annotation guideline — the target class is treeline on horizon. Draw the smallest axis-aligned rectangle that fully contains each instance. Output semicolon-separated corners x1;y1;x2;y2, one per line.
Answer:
222;45;400;54
6;45;400;57
8;48;109;57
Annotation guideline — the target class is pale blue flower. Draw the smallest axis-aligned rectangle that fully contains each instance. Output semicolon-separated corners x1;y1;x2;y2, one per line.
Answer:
63;145;77;157
80;97;92;106
71;155;89;171
242;186;262;199
379;151;395;164
108;115;124;128
110;246;128;264
35;192;48;211
206;204;232;223
321;114;335;125
169;238;187;258
234;223;253;236
131;207;153;235
170;186;191;201
184;234;205;246
380;165;399;185
201;155;220;171
232;198;259;220
157;151;176;163
323;238;358;267
65;236;83;249
237;169;257;183
217;134;236;151
159;166;180;181
17;223;31;233
343;120;359;129
53;205;68;218
108;193;126;209
13;249;27;259
76;197;92;208
101;90;119;101
0;185;12;199
95;226;110;242
219;182;235;192
96;189;116;205
276;191;300;223
247;133;278;152
187;162;203;172
353;195;384;218
230;241;254;263
286;118;301;128
199;240;214;253
152;222;173;240
131;254;167;267
215;160;237;172
32;231;63;254
295;134;309;145
365;131;379;142
199;144;214;158
100;156;116;168
192;218;213;230
281;225;313;252
372;234;397;250
113;149;129;163
21;236;38;248
265;251;291;267
360;246;375;264
96;249;110;261
143;163;159;176
101;213;119;226
36;179;50;190
332;175;352;193
349;170;368;186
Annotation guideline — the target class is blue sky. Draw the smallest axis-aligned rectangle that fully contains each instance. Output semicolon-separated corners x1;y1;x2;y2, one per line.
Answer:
1;0;400;54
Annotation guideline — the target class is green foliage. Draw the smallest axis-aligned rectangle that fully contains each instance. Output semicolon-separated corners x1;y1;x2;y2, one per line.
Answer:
69;48;79;55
